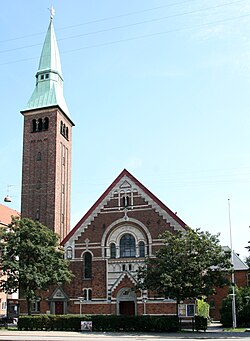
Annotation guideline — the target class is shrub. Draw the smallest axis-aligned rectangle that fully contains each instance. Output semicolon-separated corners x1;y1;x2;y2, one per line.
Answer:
18;314;180;332
195;316;207;331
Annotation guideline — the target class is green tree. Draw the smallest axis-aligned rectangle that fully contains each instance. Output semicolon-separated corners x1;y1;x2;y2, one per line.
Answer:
220;286;250;327
0;217;73;315
137;228;231;314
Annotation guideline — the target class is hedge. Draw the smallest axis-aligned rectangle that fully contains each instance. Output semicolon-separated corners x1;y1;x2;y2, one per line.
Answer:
18;314;180;332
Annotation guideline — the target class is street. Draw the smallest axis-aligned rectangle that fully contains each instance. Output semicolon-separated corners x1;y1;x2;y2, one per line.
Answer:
0;330;249;341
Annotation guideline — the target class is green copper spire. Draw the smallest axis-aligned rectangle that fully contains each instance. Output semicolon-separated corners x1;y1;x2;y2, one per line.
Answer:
24;18;71;120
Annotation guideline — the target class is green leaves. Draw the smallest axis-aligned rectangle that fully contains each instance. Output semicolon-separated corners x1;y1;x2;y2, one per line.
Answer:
137;228;231;305
0;217;73;313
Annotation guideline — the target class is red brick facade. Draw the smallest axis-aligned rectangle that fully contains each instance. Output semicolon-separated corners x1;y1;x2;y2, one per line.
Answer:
20;107;73;240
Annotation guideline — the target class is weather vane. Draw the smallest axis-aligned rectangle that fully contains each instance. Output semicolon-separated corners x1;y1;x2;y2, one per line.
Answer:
48;6;55;20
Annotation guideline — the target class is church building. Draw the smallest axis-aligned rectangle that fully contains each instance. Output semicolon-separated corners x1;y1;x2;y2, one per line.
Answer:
19;15;248;318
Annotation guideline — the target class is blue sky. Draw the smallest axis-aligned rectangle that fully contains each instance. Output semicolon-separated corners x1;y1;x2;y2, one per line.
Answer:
1;0;250;259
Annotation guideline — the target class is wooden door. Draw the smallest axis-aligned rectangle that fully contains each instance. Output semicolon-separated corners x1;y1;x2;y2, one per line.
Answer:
119;301;135;316
55;301;64;315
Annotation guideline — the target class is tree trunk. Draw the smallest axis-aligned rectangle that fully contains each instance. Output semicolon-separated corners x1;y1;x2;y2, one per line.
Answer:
26;298;32;316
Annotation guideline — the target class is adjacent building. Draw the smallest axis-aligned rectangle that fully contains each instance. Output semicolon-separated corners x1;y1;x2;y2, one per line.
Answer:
0;204;19;317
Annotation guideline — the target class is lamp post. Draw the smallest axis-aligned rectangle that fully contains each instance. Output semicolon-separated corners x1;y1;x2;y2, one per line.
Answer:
78;297;84;316
228;199;237;329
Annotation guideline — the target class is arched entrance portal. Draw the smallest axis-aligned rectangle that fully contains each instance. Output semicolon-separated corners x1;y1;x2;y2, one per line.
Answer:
117;288;137;316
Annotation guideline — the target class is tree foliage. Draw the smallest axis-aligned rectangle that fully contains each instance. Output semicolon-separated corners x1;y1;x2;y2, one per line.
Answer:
137;228;231;312
0;217;73;315
220;286;250;327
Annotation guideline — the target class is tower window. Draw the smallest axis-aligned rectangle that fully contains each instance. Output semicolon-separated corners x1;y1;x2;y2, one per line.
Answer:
60;120;69;140
36;152;41;161
45;74;49;79
83;252;92;279
35;209;40;221
32;119;37;132
44;117;49;130
38;118;43;131
120;234;136;258
41;75;44;80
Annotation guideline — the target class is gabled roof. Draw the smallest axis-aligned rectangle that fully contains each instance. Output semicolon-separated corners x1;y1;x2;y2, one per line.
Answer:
62;169;187;245
0;204;19;226
223;246;249;271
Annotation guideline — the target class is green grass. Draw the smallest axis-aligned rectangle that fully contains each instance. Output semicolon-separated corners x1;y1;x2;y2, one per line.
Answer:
224;328;249;332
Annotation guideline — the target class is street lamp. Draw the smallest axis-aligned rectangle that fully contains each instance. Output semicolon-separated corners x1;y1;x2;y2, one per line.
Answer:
78;297;84;316
228;199;237;329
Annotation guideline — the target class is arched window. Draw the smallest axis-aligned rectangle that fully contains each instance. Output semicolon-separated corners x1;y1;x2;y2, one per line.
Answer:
66;246;73;260
120;234;136;258
110;243;116;258
83;289;87;300
32;119;37;132
38;118;43;131
122;195;130;208
83;252;92;279
44;117;49;130
139;241;145;257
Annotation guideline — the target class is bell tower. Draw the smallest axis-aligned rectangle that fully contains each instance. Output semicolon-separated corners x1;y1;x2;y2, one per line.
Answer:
20;14;74;240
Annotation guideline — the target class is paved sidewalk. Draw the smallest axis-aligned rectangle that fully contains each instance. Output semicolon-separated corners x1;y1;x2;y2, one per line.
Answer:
0;322;249;340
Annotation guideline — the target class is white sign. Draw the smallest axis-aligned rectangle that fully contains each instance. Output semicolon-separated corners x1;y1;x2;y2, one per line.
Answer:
81;321;92;331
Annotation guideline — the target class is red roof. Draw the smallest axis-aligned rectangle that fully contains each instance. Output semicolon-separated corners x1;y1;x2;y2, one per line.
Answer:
62;169;187;244
0;204;20;226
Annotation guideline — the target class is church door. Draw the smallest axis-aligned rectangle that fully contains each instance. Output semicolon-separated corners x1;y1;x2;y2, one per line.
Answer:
119;301;135;316
54;301;64;315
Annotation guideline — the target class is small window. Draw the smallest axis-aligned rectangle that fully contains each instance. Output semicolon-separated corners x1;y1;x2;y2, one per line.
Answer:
84;252;92;279
38;118;43;131
36;180;41;190
44;117;49;130
110;243;116;259
31;300;40;312
41;75;44;80
83;288;92;301
66;127;69;139
122;264;126;271
35;209;40;221
128;264;132;271
32;119;37;132
36;152;41;161
139;241;145;257
122;195;130;208
45;73;49;79
66;246;73;260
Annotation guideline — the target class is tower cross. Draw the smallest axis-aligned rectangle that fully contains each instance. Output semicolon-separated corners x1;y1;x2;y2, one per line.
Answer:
48;6;55;20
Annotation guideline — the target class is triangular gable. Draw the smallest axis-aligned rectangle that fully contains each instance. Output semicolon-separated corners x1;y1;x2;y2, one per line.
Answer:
110;271;137;294
62;169;187;245
49;287;68;300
